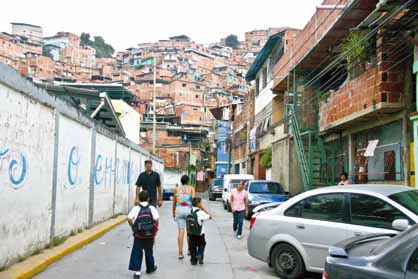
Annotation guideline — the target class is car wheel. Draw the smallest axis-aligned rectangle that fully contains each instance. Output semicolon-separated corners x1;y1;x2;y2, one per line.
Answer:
271;243;305;279
223;201;227;210
227;202;232;212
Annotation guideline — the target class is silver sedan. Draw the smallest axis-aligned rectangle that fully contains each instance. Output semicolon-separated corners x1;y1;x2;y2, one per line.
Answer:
247;185;418;278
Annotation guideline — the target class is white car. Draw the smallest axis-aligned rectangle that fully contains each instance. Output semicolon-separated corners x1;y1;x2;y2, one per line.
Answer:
222;174;254;211
248;185;418;279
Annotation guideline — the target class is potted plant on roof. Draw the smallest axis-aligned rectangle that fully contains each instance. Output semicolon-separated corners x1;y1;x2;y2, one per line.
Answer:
340;32;369;80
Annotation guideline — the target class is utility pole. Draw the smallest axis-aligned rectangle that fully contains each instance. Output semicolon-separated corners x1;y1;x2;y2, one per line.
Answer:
152;55;157;154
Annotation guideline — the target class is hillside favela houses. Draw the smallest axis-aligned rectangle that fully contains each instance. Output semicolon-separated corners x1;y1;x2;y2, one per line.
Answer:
0;22;279;191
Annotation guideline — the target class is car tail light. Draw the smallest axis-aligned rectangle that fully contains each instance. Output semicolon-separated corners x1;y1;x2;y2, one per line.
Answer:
249;215;257;230
322;272;329;279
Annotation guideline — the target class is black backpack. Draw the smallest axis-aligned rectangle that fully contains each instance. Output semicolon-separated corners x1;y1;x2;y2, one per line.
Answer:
186;208;202;236
133;205;155;239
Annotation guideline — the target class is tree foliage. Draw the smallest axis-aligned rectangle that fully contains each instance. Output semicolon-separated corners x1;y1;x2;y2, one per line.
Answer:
225;34;240;49
260;147;272;169
80;32;115;58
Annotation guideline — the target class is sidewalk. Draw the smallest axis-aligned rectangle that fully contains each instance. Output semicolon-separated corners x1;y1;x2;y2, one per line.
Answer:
0;216;126;279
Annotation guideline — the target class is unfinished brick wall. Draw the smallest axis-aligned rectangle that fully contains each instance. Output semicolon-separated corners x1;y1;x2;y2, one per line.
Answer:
319;31;407;131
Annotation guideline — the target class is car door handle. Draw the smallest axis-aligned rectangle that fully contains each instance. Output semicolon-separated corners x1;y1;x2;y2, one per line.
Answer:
354;232;362;236
296;224;305;230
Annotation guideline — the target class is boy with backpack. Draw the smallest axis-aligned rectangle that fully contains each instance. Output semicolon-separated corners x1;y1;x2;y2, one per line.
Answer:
128;190;159;279
186;197;212;265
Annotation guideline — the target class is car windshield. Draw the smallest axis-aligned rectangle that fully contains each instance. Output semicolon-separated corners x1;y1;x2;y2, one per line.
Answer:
212;179;222;188
249;182;284;194
229;179;247;189
389;190;418;216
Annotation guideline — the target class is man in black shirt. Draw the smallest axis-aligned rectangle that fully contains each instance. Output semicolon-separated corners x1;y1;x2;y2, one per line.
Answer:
135;159;162;207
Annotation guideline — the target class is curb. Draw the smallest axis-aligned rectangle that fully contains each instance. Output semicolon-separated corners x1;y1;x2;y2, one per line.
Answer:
0;216;127;279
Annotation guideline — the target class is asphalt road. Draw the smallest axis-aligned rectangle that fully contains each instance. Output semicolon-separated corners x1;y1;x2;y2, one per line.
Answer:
32;196;282;279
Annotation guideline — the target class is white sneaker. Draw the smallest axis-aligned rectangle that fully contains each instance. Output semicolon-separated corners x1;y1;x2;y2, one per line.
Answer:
237;235;242;239
133;272;141;279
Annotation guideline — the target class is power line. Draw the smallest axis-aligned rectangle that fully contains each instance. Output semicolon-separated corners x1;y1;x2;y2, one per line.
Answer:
250;24;414;128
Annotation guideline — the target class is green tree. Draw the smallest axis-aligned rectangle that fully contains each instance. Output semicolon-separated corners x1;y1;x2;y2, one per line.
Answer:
80;33;115;58
260;147;272;169
225;34;240;49
80;33;90;46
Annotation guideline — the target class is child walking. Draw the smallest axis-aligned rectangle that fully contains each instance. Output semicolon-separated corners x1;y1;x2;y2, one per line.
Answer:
128;190;159;279
187;197;212;265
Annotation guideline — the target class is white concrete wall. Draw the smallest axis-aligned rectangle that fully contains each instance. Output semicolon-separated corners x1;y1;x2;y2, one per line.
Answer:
93;132;116;224
0;82;54;268
55;116;91;237
0;63;164;269
114;143;130;215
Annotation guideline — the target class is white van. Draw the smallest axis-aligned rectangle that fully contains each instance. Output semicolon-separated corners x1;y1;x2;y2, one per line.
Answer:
222;174;254;211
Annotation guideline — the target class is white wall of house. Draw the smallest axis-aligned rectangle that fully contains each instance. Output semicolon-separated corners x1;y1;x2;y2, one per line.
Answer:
255;57;274;116
111;100;141;144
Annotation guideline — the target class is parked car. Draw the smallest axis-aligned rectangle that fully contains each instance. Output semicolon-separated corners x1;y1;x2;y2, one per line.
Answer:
162;188;175;201
248;185;418;279
163;184;177;200
324;223;418;279
245;180;289;218
222;174;254;211
208;178;223;201
252;202;285;214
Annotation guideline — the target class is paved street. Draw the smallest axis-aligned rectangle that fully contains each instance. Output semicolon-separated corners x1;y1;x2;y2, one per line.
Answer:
33;197;279;279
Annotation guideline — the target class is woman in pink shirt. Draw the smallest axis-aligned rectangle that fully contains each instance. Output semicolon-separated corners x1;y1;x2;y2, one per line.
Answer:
230;181;249;239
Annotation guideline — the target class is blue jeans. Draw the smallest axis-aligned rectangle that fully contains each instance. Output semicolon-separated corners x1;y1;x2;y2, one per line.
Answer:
189;234;206;262
233;210;245;236
129;238;155;272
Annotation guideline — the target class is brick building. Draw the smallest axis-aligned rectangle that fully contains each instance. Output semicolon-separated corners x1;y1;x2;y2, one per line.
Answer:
271;0;417;193
11;22;43;45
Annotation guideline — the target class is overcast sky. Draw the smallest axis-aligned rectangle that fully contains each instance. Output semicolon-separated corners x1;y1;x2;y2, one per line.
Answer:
1;0;323;51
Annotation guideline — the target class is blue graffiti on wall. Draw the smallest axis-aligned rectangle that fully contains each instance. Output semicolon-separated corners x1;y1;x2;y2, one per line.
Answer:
67;146;81;188
94;154;113;188
0;148;27;188
115;157;131;185
129;160;142;185
94;154;104;186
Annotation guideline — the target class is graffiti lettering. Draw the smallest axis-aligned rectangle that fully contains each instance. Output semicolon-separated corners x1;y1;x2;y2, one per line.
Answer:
9;153;27;187
0;148;27;188
94;154;104;186
66;146;80;188
116;159;130;185
94;154;113;188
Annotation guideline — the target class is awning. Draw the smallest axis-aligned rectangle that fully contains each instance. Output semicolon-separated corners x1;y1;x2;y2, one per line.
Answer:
35;82;125;137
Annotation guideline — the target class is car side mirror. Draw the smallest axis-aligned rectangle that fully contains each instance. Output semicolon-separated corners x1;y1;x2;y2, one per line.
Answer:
392;219;409;231
224;188;227;192
285;191;290;196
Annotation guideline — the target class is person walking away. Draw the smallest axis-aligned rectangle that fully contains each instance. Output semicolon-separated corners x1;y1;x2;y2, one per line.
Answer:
187;197;212;265
128;190;159;279
230;181;248;239
338;172;350;186
173;175;195;259
136;159;162;207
